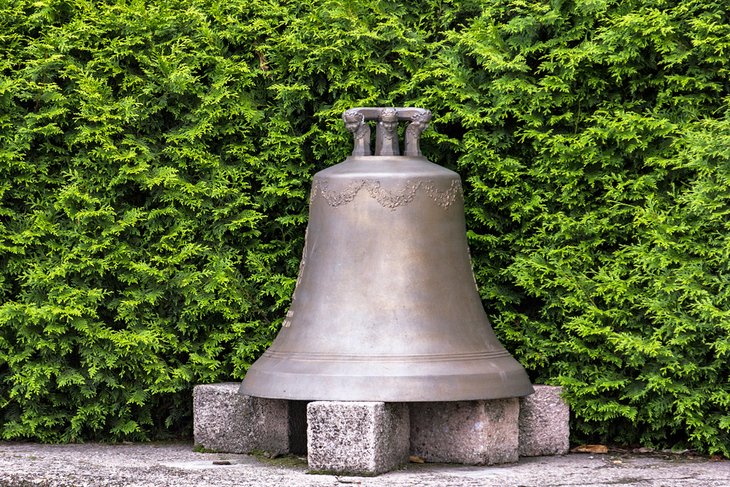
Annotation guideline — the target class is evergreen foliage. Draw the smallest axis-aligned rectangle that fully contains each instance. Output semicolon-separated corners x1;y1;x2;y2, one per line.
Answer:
1;0;728;454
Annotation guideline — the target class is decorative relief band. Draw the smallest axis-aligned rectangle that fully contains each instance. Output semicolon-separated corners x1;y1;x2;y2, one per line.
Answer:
263;349;511;363
311;178;463;210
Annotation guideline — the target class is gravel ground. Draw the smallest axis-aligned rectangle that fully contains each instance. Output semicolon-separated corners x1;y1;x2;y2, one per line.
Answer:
0;442;728;487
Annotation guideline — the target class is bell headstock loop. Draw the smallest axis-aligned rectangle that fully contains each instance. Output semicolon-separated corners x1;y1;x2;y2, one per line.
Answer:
342;107;432;157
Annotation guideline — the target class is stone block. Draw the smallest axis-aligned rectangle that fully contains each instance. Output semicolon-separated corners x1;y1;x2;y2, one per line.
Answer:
409;398;519;465
307;401;409;476
193;383;290;455
519;385;570;457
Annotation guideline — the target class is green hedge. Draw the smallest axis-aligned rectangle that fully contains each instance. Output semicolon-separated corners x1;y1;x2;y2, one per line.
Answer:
1;0;728;454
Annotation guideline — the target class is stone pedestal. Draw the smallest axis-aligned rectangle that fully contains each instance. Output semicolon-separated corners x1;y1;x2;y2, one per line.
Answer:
307;401;409;476
192;384;570;475
519;385;570;456
410;398;519;465
193;383;293;455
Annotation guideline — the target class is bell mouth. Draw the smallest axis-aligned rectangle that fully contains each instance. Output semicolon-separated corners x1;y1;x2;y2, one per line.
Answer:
240;351;534;402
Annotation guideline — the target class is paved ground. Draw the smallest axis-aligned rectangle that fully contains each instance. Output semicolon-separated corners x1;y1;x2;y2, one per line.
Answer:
0;442;728;486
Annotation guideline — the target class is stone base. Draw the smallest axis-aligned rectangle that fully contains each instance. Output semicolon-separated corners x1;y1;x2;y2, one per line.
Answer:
519;385;570;456
410;398;519;465
192;384;570;475
193;383;296;455
307;401;409;476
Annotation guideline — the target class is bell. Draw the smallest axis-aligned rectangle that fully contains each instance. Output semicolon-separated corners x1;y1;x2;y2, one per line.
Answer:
240;107;533;401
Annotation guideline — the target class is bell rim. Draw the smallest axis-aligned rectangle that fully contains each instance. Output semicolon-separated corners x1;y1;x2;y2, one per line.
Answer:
240;355;534;402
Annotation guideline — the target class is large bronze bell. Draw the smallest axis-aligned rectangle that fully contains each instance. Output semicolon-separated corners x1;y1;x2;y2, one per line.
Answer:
240;107;533;401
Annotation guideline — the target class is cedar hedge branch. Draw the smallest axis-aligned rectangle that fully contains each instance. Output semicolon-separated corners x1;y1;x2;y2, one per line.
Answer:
0;0;728;454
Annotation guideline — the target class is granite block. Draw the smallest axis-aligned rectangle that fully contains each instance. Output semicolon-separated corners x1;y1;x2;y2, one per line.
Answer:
410;398;519;465
519;385;570;457
193;383;290;455
307;401;409;476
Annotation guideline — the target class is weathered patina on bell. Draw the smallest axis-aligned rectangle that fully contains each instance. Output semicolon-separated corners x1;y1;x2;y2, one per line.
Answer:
240;107;533;401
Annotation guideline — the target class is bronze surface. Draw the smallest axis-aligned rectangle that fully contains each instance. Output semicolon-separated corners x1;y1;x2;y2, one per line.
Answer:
240;108;533;401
